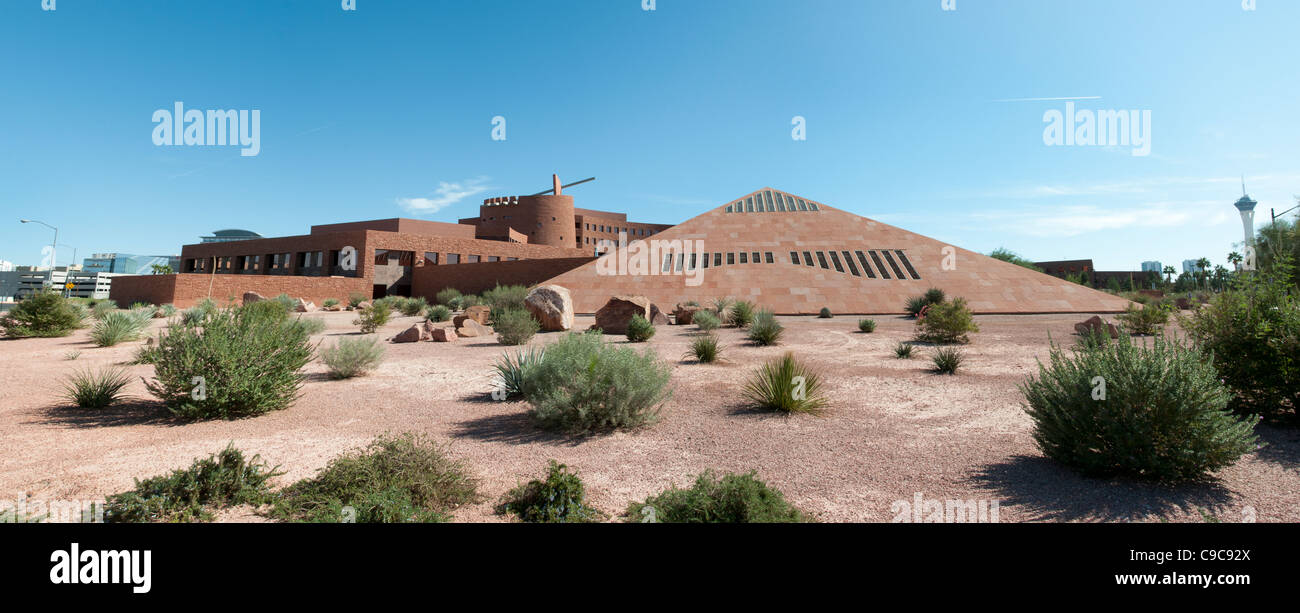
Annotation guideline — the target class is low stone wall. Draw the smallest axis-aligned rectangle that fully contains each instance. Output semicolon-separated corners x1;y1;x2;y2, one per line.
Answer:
411;257;595;300
110;273;373;308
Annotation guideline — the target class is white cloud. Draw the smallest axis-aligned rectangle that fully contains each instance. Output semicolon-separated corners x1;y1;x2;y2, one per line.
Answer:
397;177;491;214
967;200;1234;238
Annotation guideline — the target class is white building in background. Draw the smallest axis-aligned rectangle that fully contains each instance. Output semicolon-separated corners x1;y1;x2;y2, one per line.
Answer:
1182;259;1205;274
1140;261;1162;273
0;260;14;272
13;267;117;300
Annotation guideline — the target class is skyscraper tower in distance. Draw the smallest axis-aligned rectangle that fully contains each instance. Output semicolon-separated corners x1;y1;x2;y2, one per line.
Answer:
1234;177;1258;246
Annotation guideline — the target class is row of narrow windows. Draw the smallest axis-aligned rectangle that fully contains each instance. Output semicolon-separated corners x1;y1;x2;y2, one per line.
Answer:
654;249;921;280
724;190;821;214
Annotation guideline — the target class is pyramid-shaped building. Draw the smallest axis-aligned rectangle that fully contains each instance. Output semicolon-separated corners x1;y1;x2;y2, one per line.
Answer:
540;187;1134;315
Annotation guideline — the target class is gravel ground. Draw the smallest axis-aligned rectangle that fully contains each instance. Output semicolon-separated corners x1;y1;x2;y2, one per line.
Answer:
1;310;1296;523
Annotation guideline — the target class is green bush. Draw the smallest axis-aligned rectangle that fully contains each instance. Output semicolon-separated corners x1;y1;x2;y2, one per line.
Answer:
156;304;177;318
818;307;833;318
894;342;914;359
686;333;721;363
627;470;809;523
1020;334;1260;481
322;298;340;309
91;300;118;320
915;297;979;344
270;433;479;523
460;294;483;308
527;332;672;432
434;288;462;307
923;288;946;305
104;445;281;523
427;304;451;322
1116;302;1171;336
500;460;603;523
729;300;755;328
62;366;132;408
397;297;428;317
492;346;546;400
742;352;827;414
286;316;327;336
145;303;315;420
1184;265;1300;423
180;298;217;327
347;292;368;309
495;308;540;345
858;318;876;333
482;284;528;314
354;302;392;334
322;337;386;379
747;309;783;345
271;293;296;312
904;295;930;317
693;309;721;331
89;309;152;347
0;291;84;337
626;314;656;342
931;347;965;374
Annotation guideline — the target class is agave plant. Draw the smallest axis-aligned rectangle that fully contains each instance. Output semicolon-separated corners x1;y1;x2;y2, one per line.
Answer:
492;346;546;400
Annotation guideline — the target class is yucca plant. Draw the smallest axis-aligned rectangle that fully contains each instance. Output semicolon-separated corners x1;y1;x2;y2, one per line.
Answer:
904;295;930;317
923;288;946;305
693;309;721;332
321;337;386;379
427;305;452;323
729;300;755;328
858;318;876;333
492;346;546;400
742;352;828;414
62;366;132;409
398;297;428;317
90;310;152;347
747;309;783;346
931;347;965;374
686;333;721;363
894;342;914;359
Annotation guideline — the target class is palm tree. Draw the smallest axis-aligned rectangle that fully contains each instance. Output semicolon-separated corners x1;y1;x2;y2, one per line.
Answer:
1196;258;1211;290
1162;265;1175;284
1227;251;1243;271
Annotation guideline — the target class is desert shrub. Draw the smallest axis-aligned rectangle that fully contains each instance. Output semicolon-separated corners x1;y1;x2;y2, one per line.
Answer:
180;298;217;327
397;296;428;317
687;333;721;363
145;304;315;420
156;304;177;318
931;347;965;374
818;307;833;318
354;302;392;334
923;288;946;305
460;294;483;308
270;433;479;523
0;291;83;338
427;304;451;322
858;318;876;333
915;297;979;344
693;309;721;331
90;300;118;320
904;295;930;317
271;293;296;312
626;314;656;342
482;284;528;313
286;316;326;336
499;460;603;523
742;352;827;414
62;366;132;409
747;309;783;346
712;296;734;320
894;342;914;359
1184;265;1300;423
729;300;755;328
371;296;399;312
1074;328;1114;351
64;350;80;361
104;445;280;523
627;470;809;523
492;346;546;400
1116;302;1171;336
243;299;291;323
322;337;385;379
347;292;368;309
1020;334;1260;481
494;308;541;345
434;288;462;306
527;331;672;432
322;298;340;309
90;309;152;347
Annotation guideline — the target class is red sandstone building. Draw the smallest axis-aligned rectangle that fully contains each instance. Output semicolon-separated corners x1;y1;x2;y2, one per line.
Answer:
112;176;1131;314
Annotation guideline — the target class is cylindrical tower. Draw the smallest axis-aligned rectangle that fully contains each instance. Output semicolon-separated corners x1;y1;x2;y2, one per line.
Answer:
475;194;576;247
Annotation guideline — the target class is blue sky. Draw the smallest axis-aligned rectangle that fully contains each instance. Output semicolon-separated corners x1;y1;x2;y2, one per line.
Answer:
2;0;1296;272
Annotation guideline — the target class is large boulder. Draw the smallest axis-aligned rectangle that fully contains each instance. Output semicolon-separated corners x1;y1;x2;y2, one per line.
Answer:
431;327;458;342
456;319;493;338
464;305;491;324
672;304;704;325
1074;315;1119;339
242;291;266;305
524;285;574;331
391;324;428;343
593;295;652;335
649;304;668;326
294;298;317;313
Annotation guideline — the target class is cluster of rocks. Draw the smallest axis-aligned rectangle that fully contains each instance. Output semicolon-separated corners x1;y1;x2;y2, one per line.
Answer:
1074;315;1120;338
243;291;318;313
390;318;491;343
591;295;667;334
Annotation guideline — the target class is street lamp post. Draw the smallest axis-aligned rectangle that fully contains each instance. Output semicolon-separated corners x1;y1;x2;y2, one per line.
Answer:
19;219;59;294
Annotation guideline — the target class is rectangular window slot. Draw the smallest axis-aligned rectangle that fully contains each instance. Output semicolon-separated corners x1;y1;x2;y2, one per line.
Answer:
841;251;861;276
895;250;921;279
739;252;748;264
745;198;754;212
662;254;673;273
797;199;808;211
854;251;876;278
816;251;830;269
868;250;891;279
828;251;845;273
702;253;710;269
789;251;800;265
727;252;735;265
882;250;906;279
802;251;815;266
714;253;723;267
764;252;774;264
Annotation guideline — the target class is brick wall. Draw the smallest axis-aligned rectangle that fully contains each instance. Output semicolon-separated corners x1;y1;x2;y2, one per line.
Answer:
111;273;372;308
411;257;595;299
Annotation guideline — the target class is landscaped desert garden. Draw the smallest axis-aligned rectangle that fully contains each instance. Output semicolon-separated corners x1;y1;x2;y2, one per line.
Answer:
1;286;1296;523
